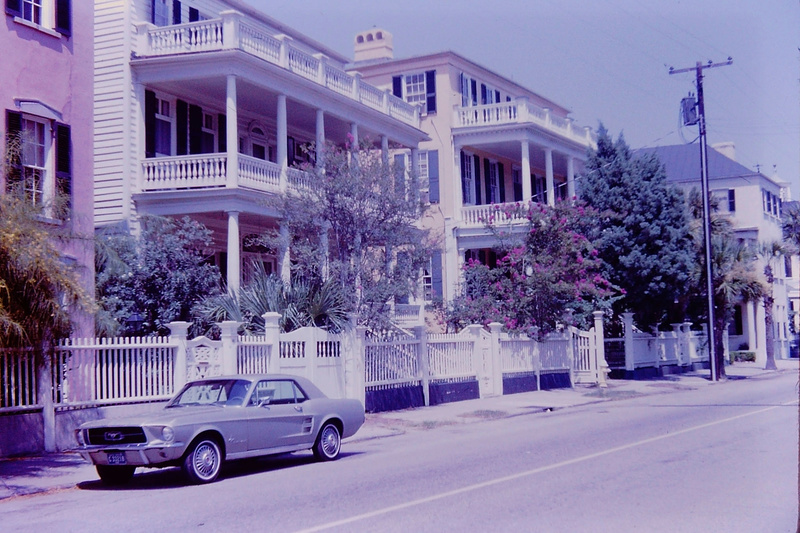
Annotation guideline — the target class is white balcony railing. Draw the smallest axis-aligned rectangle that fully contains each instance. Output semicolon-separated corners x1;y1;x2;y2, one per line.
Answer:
460;203;531;227
453;99;596;147
137;13;421;128
140;154;313;194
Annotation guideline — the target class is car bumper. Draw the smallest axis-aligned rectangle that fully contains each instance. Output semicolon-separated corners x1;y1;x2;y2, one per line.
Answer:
76;443;186;467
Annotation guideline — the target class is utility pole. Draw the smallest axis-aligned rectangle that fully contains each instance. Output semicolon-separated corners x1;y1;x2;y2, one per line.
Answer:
669;58;732;381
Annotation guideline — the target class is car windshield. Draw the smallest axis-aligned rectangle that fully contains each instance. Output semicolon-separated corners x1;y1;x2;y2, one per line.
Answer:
168;379;251;408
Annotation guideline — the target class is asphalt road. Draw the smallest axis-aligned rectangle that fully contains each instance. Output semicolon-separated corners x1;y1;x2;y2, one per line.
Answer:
1;372;797;532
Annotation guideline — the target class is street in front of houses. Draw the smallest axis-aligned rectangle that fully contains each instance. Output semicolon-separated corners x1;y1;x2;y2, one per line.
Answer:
0;366;796;532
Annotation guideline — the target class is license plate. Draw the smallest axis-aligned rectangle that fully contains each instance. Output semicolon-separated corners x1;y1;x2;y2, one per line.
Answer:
107;452;127;465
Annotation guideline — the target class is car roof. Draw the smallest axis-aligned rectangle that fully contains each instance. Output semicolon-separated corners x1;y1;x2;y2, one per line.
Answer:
190;374;327;399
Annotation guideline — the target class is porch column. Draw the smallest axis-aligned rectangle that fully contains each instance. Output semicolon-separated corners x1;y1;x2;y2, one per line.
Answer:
277;94;288;190
521;140;532;203
315;109;325;169
545;148;555;206
746;300;757;354
279;223;291;283
226;211;241;294
226;75;238;189
381;135;389;166
131;80;145;217
567;156;576;200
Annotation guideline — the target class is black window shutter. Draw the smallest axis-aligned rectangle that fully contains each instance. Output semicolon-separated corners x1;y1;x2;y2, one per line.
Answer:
498;162;505;203
459;73;467;107
188;104;202;154
495;90;500;103
481;84;487;105
427;150;439;203
5;0;21;17
189;7;199;22
5;110;22;188
55;123;72;212
478;250;487;265
484;158;491;203
514;172;522;202
530;174;537;202
172;0;181;24
425;70;436;114
217;113;226;152
431;251;443;300
176;99;188;155
460;151;469;204
55;0;71;36
392;76;403;98
470;79;477;106
473;154;481;205
394;154;406;197
150;0;156;24
145;90;156;158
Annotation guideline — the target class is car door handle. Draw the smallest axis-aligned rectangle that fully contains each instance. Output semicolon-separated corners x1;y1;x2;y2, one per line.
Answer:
294;405;303;412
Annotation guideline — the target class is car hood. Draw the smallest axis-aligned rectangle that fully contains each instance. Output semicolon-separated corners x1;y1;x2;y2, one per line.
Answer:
78;405;231;429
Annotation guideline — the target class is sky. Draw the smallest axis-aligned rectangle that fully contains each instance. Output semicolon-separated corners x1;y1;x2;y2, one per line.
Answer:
244;0;800;199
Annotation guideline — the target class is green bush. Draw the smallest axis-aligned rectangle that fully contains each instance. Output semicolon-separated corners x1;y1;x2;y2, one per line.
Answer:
729;351;756;363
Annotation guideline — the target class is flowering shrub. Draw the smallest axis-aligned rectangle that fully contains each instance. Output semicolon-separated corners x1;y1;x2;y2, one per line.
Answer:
446;201;619;337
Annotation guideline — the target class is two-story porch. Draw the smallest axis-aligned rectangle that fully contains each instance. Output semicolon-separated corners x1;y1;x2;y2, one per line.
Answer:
116;11;428;292
447;98;597;278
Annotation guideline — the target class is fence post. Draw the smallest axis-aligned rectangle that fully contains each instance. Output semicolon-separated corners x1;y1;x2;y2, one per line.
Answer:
593;311;609;388
168;321;190;390
623;312;635;375
38;350;56;452
343;326;366;406
413;325;430;407
262;312;281;373
219;321;240;375
488;322;503;397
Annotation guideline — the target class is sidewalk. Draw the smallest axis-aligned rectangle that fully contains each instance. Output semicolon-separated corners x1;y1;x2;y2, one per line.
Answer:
1;359;796;501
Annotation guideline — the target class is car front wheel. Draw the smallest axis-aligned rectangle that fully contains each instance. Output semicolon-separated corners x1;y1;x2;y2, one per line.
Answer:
313;422;341;461
96;465;135;485
183;437;222;484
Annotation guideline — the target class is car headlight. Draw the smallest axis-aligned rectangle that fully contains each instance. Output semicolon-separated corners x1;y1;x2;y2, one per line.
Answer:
75;429;85;446
161;426;175;442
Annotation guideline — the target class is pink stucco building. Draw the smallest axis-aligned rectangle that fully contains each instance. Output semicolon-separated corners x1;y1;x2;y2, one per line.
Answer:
2;1;94;336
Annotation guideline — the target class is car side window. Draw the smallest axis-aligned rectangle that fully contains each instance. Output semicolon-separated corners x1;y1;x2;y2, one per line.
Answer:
251;380;308;405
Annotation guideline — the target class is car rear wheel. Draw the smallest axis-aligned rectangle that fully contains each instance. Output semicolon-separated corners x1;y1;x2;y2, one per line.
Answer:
182;437;222;484
96;465;135;485
313;422;341;461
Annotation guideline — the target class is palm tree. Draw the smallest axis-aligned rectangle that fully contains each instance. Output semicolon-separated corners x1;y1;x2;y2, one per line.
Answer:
758;241;797;370
196;261;351;334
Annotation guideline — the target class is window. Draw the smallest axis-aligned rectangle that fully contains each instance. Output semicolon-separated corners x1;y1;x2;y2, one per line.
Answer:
251;380;307;406
422;259;433;302
488;161;500;204
461;151;475;205
532;174;546;203
152;0;169;26
392;71;436;114
512;167;523;201
154;97;172;157
201;112;215;154
7;0;71;35
20;117;47;206
417;151;429;182
727;189;736;212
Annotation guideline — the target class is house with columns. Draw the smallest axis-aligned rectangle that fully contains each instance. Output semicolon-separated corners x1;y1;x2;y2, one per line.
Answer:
348;29;596;307
639;143;795;362
94;1;428;293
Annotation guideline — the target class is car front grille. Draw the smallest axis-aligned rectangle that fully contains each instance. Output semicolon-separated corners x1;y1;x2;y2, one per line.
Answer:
87;427;147;445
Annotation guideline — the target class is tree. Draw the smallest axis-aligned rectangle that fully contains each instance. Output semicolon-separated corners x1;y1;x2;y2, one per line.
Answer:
686;190;764;378
580;126;694;330
95;215;221;336
446;201;618;337
259;140;435;329
196;261;350;334
782;201;800;248
758;240;797;370
0;134;93;348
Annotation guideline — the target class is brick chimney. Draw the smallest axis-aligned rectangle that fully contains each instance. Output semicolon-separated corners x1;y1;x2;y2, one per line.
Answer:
354;29;393;63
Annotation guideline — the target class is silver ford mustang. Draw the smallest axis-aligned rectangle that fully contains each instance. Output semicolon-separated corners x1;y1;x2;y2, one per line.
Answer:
74;374;365;485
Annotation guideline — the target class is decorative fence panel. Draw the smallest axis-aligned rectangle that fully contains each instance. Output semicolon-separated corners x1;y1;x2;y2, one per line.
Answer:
54;337;176;405
0;347;39;410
